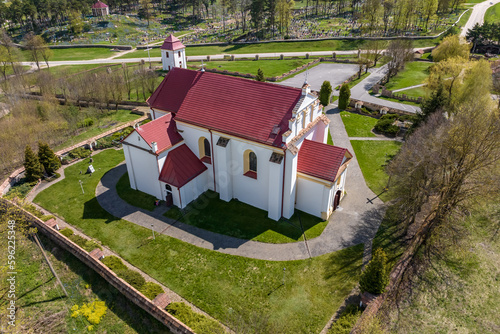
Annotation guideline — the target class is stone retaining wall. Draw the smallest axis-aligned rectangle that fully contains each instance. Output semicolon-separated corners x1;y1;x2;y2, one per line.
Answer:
372;84;423;104
0;198;195;334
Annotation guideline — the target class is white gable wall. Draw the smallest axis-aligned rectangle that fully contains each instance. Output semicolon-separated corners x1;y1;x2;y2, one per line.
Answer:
122;144;162;200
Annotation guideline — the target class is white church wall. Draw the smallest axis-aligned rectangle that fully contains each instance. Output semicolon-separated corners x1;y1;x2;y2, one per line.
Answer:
179;170;209;208
123;130;153;151
295;176;326;218
124;145;162;200
176;122;214;191
123;144;137;190
282;150;298;219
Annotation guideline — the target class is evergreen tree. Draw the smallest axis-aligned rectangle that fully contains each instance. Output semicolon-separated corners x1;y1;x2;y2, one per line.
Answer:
24;145;43;182
338;83;351;110
319;81;332;107
255;68;265;82
38;141;61;175
359;248;390;294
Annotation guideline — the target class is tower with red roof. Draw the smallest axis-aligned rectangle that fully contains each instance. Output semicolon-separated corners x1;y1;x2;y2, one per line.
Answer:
92;1;109;16
160;34;187;71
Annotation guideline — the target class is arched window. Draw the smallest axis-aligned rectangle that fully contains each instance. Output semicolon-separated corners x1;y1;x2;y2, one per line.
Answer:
199;137;211;164
244;150;257;179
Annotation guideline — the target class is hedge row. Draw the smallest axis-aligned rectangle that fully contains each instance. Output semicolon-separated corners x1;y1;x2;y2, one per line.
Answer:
59;227;102;252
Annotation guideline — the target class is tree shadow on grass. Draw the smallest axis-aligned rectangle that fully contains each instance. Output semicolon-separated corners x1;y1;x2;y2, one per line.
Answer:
40;234;173;334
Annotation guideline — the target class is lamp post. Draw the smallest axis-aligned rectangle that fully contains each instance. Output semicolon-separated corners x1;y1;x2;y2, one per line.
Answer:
145;31;152;69
151;224;155;240
283;267;286;285
79;180;84;194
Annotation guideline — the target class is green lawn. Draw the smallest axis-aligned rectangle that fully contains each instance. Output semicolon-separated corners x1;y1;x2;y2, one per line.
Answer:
384;62;432;92
395;86;428;99
375;95;422;107
9;220;171;333
54;109;142;150
486;3;500;23
34;149;363;333
117;172;158;211
340;111;378;137
327;127;334;145
187;59;313;78
22;47;115;61
347;71;371;88
350;140;402;202
164;190;328;243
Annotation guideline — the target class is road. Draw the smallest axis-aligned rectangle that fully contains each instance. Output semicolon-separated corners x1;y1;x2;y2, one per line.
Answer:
461;0;500;36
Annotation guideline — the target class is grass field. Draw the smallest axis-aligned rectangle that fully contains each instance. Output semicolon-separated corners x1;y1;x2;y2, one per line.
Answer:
3;223;171;333
340;111;378;137
34;149;363;333
187;58;313;77
387;199;500;333
485;3;500;23
396;86;428;99
117;38;441;59
384;62;432;92
350;140;402;202
54;109;142;150
22;47;115;61
164;190;328;244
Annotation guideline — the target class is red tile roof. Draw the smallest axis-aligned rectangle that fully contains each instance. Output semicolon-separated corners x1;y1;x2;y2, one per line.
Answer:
135;113;183;154
92;1;108;8
160;34;185;51
147;68;303;148
297;139;351;182
158;144;207;188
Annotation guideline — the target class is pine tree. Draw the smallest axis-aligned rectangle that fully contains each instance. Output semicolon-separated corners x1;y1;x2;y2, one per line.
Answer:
24;145;43;182
338;83;351;110
359;248;390;294
38;141;61;175
255;68;265;82
319;81;332;107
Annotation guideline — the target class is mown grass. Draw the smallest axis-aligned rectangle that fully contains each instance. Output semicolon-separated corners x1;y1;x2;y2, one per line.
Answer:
22;47;115;61
34;149;363;333
164;190;329;243
350;140;402;202
395;86;428;99
116;172;158;211
485;2;500;23
6;223;171;333
384;62;432;92
187;58;313;77
387;199;500;333
340;111;378;137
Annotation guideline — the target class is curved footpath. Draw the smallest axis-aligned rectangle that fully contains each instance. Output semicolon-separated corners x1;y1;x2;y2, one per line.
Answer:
95;107;384;261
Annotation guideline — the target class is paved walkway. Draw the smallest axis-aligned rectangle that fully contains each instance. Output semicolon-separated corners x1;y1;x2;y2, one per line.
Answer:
461;0;500;37
349;136;404;141
94;113;385;261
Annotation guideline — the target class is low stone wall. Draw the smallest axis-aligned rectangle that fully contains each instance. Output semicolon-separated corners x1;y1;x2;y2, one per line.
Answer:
372;84;422;104
0;198;195;334
349;99;415;116
0;167;25;196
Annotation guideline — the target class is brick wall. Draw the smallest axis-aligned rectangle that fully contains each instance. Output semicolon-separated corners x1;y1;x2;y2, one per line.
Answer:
0;198;195;334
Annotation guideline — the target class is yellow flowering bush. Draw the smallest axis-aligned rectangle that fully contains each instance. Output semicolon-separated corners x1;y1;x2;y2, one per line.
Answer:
71;300;107;326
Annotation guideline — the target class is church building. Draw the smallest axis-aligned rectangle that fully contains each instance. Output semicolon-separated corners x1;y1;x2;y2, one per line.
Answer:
122;40;352;221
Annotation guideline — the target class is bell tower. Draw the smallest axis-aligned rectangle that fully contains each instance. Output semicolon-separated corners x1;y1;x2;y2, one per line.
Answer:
160;34;187;71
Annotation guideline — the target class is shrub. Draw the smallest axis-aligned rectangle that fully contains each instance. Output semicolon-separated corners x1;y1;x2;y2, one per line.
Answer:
71;300;107;325
338;83;351;110
77;118;94;128
68;147;91;159
319;81;333;107
38;141;61;175
255;68;265;82
23;203;44;218
140;282;164;300
4;179;37;200
101;255;127;271
60;227;74;237
24;145;43;182
374;119;399;136
67;234;103;252
40;214;55;222
166;302;225;334
359;248;390;294
115;269;146;290
328;304;363;334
